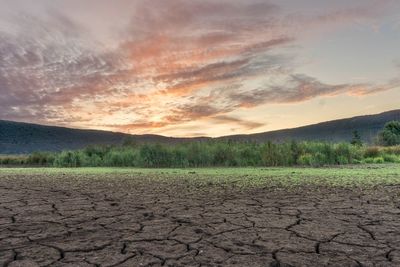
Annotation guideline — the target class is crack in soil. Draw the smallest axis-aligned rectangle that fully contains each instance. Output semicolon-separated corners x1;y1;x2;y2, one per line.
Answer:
1;174;400;266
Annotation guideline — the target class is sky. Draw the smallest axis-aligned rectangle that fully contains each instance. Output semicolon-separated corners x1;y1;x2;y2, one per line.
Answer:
0;0;399;137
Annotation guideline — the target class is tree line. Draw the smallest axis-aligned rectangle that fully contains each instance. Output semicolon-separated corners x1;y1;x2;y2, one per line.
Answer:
1;121;399;167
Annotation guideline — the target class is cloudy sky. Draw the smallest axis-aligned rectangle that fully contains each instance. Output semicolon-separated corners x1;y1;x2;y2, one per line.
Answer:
0;0;399;137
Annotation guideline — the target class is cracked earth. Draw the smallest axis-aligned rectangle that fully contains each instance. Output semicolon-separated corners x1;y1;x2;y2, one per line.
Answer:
1;173;400;266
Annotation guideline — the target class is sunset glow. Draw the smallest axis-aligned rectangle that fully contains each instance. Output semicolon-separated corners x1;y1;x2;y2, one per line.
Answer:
1;0;399;137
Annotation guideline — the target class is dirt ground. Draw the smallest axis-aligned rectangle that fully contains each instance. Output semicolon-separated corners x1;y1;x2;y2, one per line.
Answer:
1;174;400;267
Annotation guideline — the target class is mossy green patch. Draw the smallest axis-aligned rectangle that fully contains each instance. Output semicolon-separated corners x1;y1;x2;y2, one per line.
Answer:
1;164;400;189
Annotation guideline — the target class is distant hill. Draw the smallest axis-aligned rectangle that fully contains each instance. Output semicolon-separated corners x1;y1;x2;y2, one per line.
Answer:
1;109;399;154
0;121;204;154
220;109;400;143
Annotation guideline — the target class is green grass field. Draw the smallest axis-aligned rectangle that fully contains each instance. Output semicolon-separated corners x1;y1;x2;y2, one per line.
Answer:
1;164;400;189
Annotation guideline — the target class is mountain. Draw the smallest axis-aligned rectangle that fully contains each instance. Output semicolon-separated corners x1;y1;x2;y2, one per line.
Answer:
0;121;205;154
0;109;399;154
219;109;400;143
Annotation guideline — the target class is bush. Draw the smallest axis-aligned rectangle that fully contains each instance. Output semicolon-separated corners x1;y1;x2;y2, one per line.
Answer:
139;144;174;167
382;154;399;163
186;142;212;167
261;142;295;166
383;146;400;155
311;152;327;167
0;155;27;165
103;149;138;167
298;154;313;166
364;147;380;158
363;157;375;164
336;156;349;165
53;151;82;167
373;157;385;164
27;152;55;165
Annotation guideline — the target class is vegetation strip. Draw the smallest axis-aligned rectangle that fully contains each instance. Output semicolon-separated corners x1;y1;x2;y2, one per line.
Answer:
1;121;399;168
1;165;400;189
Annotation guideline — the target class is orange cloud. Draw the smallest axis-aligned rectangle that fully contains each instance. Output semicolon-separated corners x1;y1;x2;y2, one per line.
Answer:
0;1;398;136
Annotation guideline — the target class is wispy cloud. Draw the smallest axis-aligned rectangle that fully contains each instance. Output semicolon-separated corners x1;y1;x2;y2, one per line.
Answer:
227;74;400;108
211;115;265;130
0;0;398;135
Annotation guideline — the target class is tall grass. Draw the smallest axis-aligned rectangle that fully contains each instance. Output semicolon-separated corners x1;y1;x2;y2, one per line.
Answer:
2;141;399;168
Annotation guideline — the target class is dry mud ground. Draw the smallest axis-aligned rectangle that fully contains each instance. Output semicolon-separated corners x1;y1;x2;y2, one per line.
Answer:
1;172;400;267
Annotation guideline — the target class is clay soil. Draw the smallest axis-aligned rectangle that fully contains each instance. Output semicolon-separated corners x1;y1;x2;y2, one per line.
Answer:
1;173;400;267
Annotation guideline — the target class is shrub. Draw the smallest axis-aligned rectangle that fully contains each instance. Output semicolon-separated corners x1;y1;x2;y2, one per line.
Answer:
364;147;380;158
238;144;262;166
311;152;327;167
363;157;375;164
334;143;354;164
382;154;399;163
186;142;212;167
27;152;55;165
373;157;385;164
104;149;138;167
139;144;173;167
213;142;237;166
0;155;27;165
336;156;349;165
53;151;81;167
383;146;400;155
298;154;313;166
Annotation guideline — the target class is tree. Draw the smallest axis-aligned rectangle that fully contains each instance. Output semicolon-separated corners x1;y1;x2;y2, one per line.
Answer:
350;130;362;146
122;137;137;147
378;121;400;146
